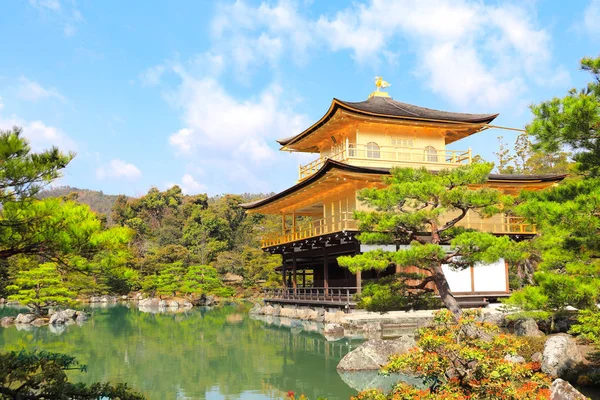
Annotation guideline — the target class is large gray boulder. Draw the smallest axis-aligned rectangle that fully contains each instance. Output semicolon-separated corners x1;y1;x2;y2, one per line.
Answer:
262;305;274;315
337;336;417;371
480;311;507;327
49;311;69;325
248;303;262;314
514;318;545;337
63;309;77;319
75;311;88;323
550;378;587;400
272;304;281;317
0;316;15;327
30;318;48;327
15;313;36;324
542;334;585;378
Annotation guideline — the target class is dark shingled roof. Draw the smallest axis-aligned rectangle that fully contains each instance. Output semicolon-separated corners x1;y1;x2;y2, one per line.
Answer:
338;97;498;124
240;159;566;210
277;97;498;146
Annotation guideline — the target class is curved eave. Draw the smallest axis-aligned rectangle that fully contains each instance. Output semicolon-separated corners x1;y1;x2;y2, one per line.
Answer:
240;160;566;211
277;98;499;148
240;159;380;210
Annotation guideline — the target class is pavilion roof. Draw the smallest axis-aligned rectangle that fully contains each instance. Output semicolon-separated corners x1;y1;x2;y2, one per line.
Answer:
240;159;567;212
277;96;498;148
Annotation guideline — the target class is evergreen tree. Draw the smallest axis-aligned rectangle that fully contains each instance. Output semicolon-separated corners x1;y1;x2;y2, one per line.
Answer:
507;56;600;333
6;263;75;315
338;163;520;318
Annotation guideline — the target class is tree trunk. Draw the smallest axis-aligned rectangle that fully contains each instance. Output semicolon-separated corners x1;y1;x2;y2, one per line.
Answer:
431;263;462;320
430;221;463;320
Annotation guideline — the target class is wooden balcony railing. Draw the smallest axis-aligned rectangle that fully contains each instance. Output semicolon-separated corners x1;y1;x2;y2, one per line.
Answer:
260;212;357;248
263;287;358;304
298;142;472;181
260;214;535;248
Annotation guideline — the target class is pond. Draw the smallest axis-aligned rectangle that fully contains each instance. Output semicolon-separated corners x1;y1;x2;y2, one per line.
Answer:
0;304;364;400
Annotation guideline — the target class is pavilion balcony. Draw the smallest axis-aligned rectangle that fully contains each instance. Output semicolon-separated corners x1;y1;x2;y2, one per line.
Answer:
298;142;472;181
260;213;535;249
260;212;357;248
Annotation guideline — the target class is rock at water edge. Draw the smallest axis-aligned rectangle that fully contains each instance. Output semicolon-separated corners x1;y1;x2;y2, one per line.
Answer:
337;336;417;371
15;313;36;325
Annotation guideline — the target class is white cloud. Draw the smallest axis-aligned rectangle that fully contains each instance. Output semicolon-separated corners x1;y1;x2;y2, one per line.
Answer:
206;0;566;109
210;0;313;74
29;0;61;11
63;24;76;37
0;113;77;152
29;0;84;38
16;77;65;102
585;0;600;36
180;174;206;194
96;159;142;180
167;71;307;159
140;64;166;87
313;0;566;109
169;128;194;154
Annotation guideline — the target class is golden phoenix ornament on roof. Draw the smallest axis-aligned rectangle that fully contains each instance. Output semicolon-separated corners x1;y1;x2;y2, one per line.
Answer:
374;76;391;91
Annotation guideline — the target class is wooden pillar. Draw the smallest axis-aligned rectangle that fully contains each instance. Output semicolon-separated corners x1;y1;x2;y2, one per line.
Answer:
292;212;297;240
282;262;287;289
356;269;362;294
324;248;329;290
302;269;306;288
282;213;286;241
292;253;297;291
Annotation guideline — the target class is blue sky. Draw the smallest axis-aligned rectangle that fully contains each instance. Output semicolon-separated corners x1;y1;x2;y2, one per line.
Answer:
0;0;598;196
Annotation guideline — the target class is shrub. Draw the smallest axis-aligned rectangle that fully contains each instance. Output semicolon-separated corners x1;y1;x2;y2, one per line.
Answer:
355;310;552;400
570;310;600;348
0;350;145;399
355;277;441;312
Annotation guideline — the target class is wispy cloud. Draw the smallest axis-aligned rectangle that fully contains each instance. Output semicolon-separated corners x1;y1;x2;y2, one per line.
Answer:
29;0;61;11
585;0;600;37
0;113;77;152
96;159;142;180
16;76;66;102
28;0;84;38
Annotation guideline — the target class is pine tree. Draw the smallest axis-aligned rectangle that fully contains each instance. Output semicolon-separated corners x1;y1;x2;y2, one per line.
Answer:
507;56;600;332
338;163;521;319
6;263;75;315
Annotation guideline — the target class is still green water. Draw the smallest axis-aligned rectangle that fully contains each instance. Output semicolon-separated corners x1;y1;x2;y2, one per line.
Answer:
0;304;362;400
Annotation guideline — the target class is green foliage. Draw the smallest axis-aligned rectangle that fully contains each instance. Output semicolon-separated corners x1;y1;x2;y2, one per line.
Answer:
38;186;125;224
508;57;600;325
6;262;75;315
0;350;145;399
338;163;518;316
214;246;281;286
494;133;571;175
112;187;281;296
570;310;600;348
357;310;552;400
0;127;73;204
355;277;440;312
527;56;600;176
142;263;234;298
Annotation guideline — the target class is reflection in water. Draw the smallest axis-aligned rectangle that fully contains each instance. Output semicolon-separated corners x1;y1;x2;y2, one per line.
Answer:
0;304;363;400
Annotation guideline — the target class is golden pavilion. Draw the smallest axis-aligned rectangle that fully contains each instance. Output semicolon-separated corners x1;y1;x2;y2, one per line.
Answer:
241;80;565;307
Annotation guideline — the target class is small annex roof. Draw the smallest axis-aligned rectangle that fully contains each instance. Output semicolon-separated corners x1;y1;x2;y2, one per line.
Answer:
240;159;566;211
277;96;498;148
